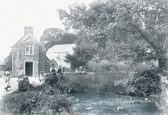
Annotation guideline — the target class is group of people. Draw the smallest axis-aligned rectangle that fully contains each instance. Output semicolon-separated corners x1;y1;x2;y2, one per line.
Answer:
39;66;64;82
1;67;24;91
75;66;87;74
51;66;63;76
2;65;66;91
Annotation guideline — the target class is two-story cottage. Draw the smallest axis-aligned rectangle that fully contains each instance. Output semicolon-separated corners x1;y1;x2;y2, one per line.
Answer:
11;27;50;77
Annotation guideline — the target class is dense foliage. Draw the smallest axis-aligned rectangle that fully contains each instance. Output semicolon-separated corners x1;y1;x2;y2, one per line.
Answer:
59;0;168;72
131;69;161;97
40;28;77;51
2;75;72;115
65;46;95;70
59;72;130;95
18;77;30;91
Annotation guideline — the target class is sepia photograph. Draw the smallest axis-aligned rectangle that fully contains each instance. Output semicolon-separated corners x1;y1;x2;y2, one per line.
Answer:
0;0;167;115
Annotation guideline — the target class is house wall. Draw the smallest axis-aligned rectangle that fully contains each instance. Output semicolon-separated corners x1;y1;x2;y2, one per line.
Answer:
12;42;39;77
21;42;39;77
5;53;12;71
0;65;5;71
39;45;50;73
10;27;51;77
12;45;20;72
11;41;52;76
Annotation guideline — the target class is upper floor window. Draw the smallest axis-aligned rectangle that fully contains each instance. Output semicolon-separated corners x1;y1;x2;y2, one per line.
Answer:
25;44;34;55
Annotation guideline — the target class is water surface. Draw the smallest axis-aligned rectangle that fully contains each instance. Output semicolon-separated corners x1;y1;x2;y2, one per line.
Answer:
70;93;159;115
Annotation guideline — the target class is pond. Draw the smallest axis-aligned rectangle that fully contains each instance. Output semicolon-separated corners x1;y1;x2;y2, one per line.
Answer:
70;93;160;115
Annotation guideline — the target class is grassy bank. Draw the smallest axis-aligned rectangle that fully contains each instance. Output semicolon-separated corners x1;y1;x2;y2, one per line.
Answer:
63;72;130;95
2;71;160;115
1;72;130;115
1;75;72;115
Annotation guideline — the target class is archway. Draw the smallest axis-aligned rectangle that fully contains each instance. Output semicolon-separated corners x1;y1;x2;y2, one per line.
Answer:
24;59;34;76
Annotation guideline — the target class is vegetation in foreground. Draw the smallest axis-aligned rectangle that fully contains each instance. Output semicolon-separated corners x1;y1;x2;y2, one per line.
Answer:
63;72;129;95
1;69;161;115
1;74;72;115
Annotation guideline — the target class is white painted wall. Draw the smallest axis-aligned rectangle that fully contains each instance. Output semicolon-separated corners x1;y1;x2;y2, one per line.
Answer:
46;44;75;68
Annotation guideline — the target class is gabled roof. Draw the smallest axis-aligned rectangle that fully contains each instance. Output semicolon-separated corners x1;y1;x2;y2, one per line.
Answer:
0;59;5;65
51;59;58;65
12;33;38;47
47;44;75;53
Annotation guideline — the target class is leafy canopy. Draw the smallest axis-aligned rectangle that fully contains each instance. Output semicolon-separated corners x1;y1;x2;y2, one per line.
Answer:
40;28;77;51
58;0;168;71
65;46;95;70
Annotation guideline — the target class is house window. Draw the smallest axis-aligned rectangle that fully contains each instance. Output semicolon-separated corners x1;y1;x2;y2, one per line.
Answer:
25;44;34;55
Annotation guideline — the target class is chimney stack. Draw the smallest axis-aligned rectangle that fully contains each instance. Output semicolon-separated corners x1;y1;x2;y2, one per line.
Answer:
24;26;33;36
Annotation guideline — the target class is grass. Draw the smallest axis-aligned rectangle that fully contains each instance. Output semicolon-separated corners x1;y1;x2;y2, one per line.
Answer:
63;72;130;95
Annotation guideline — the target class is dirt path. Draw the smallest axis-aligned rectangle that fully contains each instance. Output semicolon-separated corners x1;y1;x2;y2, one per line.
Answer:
0;77;41;115
0;77;41;100
0;78;18;115
0;78;18;100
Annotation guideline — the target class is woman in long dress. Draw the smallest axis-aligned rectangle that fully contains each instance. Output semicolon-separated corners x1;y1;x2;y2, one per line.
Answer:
2;68;11;91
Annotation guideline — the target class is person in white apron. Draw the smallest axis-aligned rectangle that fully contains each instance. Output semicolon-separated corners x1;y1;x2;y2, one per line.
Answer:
18;67;24;81
2;69;11;91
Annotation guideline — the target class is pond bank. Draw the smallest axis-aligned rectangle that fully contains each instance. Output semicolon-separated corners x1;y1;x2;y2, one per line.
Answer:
0;77;42;114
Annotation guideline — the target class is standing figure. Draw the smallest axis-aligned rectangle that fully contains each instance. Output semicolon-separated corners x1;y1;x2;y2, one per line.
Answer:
39;71;44;82
2;68;11;91
51;68;56;76
18;67;24;81
57;66;62;75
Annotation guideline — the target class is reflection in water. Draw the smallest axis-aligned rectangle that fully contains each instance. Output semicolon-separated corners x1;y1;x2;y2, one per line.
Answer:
70;93;159;115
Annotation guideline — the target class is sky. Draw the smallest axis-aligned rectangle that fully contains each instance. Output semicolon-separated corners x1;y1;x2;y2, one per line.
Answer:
0;0;94;60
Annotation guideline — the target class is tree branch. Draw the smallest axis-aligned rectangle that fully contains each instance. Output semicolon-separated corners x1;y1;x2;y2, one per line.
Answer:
120;28;137;33
132;24;160;55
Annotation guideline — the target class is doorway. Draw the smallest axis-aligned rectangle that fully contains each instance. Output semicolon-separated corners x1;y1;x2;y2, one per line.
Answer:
25;62;33;76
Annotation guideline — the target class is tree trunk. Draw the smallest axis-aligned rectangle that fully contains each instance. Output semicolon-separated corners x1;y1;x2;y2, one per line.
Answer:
158;56;167;72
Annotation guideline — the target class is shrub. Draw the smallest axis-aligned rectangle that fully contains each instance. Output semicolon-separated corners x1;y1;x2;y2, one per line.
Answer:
2;75;72;115
131;69;161;97
65;46;95;70
18;77;30;91
44;73;59;87
63;72;130;95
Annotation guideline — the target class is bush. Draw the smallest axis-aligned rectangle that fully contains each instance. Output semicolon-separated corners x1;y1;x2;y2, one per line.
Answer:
65;46;95;70
62;72;130;95
1;72;131;115
2;90;72;115
44;73;59;87
131;69;161;97
2;75;72;115
18;77;30;91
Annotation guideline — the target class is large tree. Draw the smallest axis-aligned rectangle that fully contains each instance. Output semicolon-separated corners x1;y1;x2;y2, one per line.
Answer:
65;46;95;70
40;28;78;51
58;0;168;73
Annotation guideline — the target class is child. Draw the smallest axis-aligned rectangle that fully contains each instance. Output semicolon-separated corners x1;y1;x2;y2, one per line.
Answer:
75;68;79;74
39;71;44;82
2;69;11;91
18;67;24;81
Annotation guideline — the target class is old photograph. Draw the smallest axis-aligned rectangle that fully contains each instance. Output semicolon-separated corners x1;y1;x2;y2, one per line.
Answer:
0;0;167;115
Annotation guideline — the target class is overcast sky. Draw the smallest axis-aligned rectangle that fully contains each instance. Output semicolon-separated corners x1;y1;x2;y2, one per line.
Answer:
0;0;94;60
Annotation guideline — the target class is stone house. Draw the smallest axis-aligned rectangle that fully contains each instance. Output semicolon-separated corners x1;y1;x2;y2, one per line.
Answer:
9;27;50;77
0;59;5;71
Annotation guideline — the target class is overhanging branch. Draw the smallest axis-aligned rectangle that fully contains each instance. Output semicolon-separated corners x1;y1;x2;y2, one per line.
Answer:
131;24;160;55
